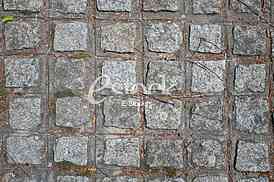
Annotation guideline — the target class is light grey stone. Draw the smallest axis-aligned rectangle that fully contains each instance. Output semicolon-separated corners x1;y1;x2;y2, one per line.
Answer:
100;177;139;182
7;135;45;164
237;177;269;182
3;0;43;11
146;177;185;182
103;138;140;167
193;176;228;182
235;141;270;172
3;173;47;182
143;0;179;12
54;22;89;51
97;0;132;12
54;136;88;165
57;176;89;182
231;0;261;14
5;57;40;88
9;97;41;130
193;0;221;14
189;24;223;53
101;23;136;53
145;22;182;53
51;0;88;14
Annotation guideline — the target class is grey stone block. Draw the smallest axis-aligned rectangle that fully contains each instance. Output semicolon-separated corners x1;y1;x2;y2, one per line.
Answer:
54;136;89;165
145;22;182;53
191;60;225;93
237;177;269;182
146;177;185;182
3;173;47;182
54;22;89;51
189;24;223;53
143;0;179;12
235;141;270;172
231;0;261;14
146;140;184;168
51;0;88;14
57;176;89;182
145;100;182;130
101;23;136;53
233;26;266;55
192;0;221;14
103;97;140;129
56;97;91;128
3;0;43;12
9;97;41;130
5;57;40;88
234;64;266;94
97;0;132;12
7;135;45;164
235;96;268;134
99;177;139;182
103;138;140;167
5;20;41;50
193;176;228;182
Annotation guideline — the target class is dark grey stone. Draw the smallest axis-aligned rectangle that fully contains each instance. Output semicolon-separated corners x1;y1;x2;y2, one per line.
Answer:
51;0;88;14
103;138;140;167
235;141;270;172
189;24;224;53
145;22;182;53
9;97;41;130
57;176;89;182
5;57;40;88
193;176;228;182
146;140;184;168
233;26;266;55
231;0;261;14
143;0;179;12
3;0;43;12
54;22;89;51
193;0;221;14
97;0;132;12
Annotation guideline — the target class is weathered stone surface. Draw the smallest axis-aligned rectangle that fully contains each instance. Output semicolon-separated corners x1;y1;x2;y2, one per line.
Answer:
103;138;140;167
234;64;266;94
57;176;89;182
191;60;225;93
193;0;221;14
146;177;185;182
235;141;270;172
3;173;47;182
145;22;182;53
51;0;88;14
97;0;132;12
190;139;224;169
5;20;41;50
272;32;274;56
3;0;43;12
233;26;266;55
231;0;261;14
54;22;89;51
56;97;91;128
189;24;223;53
145;61;184;93
235;96;268;134
99;177;139;182
101;23;136;53
237;177;269;182
101;61;137;93
190;97;224;132
54;136;89;165
7;135;45;164
103;97;140;129
5;57;40;88
143;0;179;12
193;176;228;182
9;97;41;130
145;100;182;130
146;140;184;168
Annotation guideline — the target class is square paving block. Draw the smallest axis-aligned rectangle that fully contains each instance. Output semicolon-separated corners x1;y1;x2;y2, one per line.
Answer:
143;0;179;12
96;0;132;12
3;0;43;12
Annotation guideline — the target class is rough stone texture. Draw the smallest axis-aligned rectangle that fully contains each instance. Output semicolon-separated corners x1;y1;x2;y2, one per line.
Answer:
235;141;270;172
103;138;140;167
237;177;269;182
145;100;182;130
146;140;184;168
145;61;184;93
5;20;41;50
190;139;225;169
192;0;221;14
54;136;89;165
101;23;136;53
189;24;223;53
235;96;268;134
272;32;274;56
233;26;266;55
145;22;182;53
231;0;261;14
99;177;139;182
191;60;225;93
3;0;43;12
101;61;137;93
54;22;89;51
103;97;140;129
193;176;228;182
97;0;132;12
234;64;266;94
146;177;185;182
5;57;40;88
56;97;91;128
7;135;45;164
51;0;88;14
9;97;41;130
190;97;224;132
143;0;179;12
3;173;47;182
57;176;89;182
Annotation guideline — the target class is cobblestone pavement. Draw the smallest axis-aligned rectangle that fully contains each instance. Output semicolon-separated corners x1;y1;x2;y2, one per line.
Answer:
0;0;273;182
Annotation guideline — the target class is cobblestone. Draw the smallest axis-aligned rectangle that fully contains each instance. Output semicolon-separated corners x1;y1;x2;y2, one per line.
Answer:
143;0;179;12
146;177;185;182
231;0;261;14
192;176;228;182
51;0;88;14
99;177;140;182
3;0;43;12
96;0;132;12
237;177;269;182
57;176;89;182
192;0;221;14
